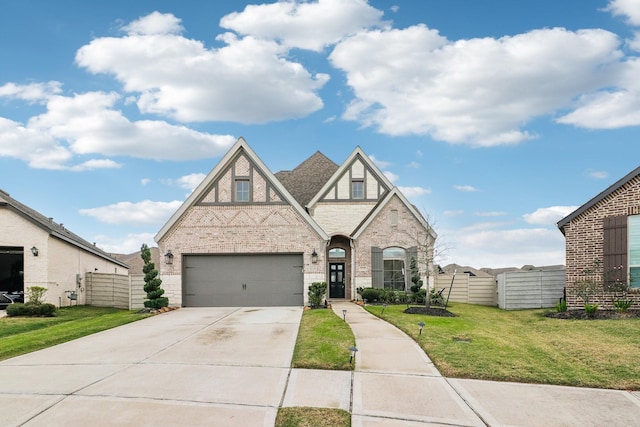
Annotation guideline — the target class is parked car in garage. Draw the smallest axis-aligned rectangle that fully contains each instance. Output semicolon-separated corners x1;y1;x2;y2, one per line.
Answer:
0;293;13;310
4;291;24;303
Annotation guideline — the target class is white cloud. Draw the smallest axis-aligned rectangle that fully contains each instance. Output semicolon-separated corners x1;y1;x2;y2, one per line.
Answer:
0;81;62;102
443;210;464;217
141;178;151;186
454;185;478;192
475;211;506;217
93;232;157;254
441;224;565;268
175;173;206;191
0;87;236;168
219;0;385;52
123;11;184;35
407;161;420;168
79;200;183;226
383;170;399;183
330;25;625;145
587;169;608;179
369;155;392;169
398;186;431;198
75;12;329;124
523;206;578;226
605;0;640;26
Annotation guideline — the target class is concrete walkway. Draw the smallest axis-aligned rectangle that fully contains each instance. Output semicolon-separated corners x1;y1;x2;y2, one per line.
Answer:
326;302;640;427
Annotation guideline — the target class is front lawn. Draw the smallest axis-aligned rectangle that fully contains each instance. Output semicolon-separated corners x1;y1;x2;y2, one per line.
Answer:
0;306;151;361
291;308;355;370
276;407;350;427
366;303;640;390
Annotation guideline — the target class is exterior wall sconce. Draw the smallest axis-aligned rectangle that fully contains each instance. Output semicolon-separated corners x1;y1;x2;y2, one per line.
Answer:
164;250;174;264
30;246;39;256
311;249;318;264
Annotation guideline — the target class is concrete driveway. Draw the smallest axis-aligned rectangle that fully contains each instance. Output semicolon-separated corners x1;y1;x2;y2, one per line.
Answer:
0;307;302;427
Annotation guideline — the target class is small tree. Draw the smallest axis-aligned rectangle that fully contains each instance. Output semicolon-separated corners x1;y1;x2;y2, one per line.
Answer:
26;286;47;304
141;244;168;309
308;282;327;308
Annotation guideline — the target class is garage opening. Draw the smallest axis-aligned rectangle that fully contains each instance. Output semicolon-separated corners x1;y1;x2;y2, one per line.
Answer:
183;253;304;307
0;246;24;299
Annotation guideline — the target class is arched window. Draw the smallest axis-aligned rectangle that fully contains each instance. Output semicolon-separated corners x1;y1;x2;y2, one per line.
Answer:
329;248;346;258
383;247;405;290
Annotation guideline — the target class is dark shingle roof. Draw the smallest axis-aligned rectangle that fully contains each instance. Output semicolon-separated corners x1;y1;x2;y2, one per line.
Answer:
0;189;128;268
275;151;339;207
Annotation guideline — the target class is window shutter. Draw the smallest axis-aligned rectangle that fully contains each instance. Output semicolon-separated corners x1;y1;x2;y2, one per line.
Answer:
371;247;383;288
603;215;627;287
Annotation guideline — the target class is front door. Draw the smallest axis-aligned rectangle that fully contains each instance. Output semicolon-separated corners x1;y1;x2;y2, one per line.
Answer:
329;262;345;299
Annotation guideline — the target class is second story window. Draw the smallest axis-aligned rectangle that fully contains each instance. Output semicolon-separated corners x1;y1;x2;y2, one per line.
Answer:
352;179;364;199
236;179;250;202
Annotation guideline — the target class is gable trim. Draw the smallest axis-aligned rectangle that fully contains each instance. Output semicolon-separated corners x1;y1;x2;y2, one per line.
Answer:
155;137;329;242
307;147;393;208
352;187;437;240
557;166;640;232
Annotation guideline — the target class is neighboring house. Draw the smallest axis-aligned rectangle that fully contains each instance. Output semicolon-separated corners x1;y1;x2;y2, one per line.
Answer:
0;189;129;306
557;166;640;309
155;137;436;307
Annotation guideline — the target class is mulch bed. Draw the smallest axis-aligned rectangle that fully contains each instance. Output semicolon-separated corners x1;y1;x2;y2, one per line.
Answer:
403;306;457;317
544;309;640;320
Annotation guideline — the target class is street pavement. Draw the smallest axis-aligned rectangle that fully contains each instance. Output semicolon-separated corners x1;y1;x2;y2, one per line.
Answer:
0;304;639;426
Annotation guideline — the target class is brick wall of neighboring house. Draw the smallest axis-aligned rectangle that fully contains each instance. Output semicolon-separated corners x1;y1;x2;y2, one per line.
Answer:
353;195;432;290
563;175;640;309
157;204;326;306
312;202;377;236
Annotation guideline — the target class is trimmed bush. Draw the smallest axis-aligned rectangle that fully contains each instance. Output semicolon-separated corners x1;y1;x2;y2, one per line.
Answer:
360;288;381;303
6;303;57;317
308;282;327;308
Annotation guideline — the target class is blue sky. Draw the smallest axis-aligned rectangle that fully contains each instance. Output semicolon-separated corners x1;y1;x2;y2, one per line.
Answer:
1;0;639;268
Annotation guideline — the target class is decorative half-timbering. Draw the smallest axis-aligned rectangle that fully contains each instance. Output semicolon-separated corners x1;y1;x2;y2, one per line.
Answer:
156;138;436;307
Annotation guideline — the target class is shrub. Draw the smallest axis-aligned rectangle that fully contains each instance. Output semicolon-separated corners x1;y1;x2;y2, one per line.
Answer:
25;286;47;304
584;303;599;316
613;298;633;312
555;299;568;313
308;282;327;308
360;288;380;303
429;288;444;306
413;289;426;304
141;243;168;309
6;303;56;317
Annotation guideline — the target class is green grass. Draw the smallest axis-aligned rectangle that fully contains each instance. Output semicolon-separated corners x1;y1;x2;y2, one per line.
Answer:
366;303;640;390
291;308;356;370
0;306;151;361
276;407;350;427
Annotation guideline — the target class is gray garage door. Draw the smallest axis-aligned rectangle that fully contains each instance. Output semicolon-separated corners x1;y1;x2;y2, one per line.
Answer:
182;254;304;307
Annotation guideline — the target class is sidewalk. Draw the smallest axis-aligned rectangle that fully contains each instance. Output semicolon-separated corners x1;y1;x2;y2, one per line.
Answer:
309;302;640;427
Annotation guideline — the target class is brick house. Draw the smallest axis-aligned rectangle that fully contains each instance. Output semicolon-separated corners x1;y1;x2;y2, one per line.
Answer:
557;166;640;309
155;138;436;307
0;190;129;306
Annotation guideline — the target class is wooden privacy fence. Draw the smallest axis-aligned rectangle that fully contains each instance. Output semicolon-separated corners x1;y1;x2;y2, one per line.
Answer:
85;272;146;310
433;273;497;306
497;268;565;310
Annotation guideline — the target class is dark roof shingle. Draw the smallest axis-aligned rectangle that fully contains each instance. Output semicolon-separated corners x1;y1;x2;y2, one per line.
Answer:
275;151;339;207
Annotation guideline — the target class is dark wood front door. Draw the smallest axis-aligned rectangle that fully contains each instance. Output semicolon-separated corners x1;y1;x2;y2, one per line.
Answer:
329;262;345;298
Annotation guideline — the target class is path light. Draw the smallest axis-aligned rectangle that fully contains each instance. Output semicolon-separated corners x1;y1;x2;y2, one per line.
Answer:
349;346;358;363
381;303;387;315
342;309;347;321
418;321;425;335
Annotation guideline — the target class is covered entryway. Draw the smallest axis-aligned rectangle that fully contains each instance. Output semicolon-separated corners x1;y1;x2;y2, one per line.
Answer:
182;254;304;307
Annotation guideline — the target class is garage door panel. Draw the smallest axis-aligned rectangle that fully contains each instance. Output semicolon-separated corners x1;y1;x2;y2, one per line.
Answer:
183;254;303;307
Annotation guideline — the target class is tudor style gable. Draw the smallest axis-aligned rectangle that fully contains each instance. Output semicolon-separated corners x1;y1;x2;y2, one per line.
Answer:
307;147;393;236
196;150;285;205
